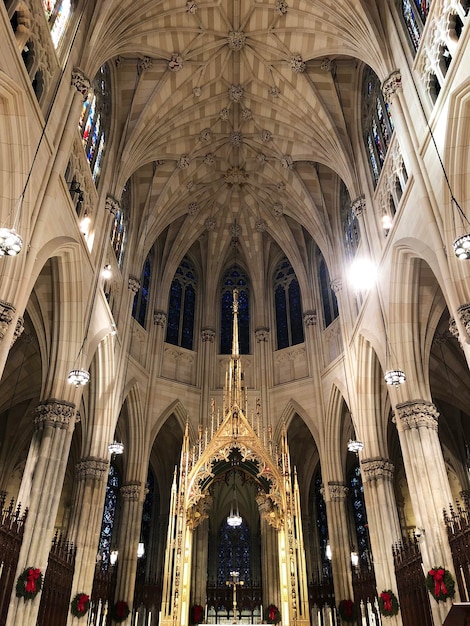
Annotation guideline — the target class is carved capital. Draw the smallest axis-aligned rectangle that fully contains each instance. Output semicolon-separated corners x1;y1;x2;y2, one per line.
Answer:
34;399;76;430
201;328;215;342
394;400;439;431
256;493;283;530
330;278;342;294
71;67;91;99
351;194;366;217
128;276;140;293
255;327;270;342
76;457;109;481
449;316;459;340
0;300;15;342
456;304;470;339
138;56;153;73
361;457;394;483
121;481;141;501
154;311;167;327
11;316;24;347
303;311;317;326
327;481;348;501
105;195;121;215
382;70;402;104
187;495;213;530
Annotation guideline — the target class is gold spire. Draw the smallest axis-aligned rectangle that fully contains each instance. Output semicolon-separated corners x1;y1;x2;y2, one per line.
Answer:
227;288;243;411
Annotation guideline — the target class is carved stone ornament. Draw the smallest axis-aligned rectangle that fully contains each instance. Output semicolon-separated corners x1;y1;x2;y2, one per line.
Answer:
168;53;184;72
256;493;283;529
330;278;342;294
229;222;242;238
327;482;348;501
193;86;202;97
220;107;230;121
188;201;199;215
201;328;215;342
138;56;152;73
225;167;248;185
241;107;252;120
200;128;212;142
281;155;294;169
255;219;266;232
457;303;470;339
205;217;216;231
255;327;270;342
320;58;332;72
276;0;288;15
71;67;91;99
303;310;317;326
382;70;402;105
203;153;215;165
351;194;366;217
277;181;286;191
76;457;108;481
257;152;267;163
227;30;246;50
229;84;244;103
272;202;284;217
34;399;76;430
394;400;439;431
0;300;15;342
186;0;198;12
187;494;213;530
128;276;140;293
290;54;306;73
105;194;121;215
269;86;281;97
448;316;459;340
230;131;243;146
121;481;141;501
261;129;272;143
360;458;394;483
154;311;167;327
177;154;190;169
11;317;25;347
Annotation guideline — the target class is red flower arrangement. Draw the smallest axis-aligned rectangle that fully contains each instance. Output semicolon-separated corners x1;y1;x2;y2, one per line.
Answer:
426;567;455;602
70;592;90;618
15;566;43;600
378;589;399;617
110;600;130;622
338;598;358;622
265;604;281;624
191;604;204;624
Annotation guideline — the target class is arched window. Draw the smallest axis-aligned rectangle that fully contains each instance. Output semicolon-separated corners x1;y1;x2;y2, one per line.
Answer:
79;64;110;184
166;256;197;350
362;68;394;186
133;253;152;328
136;469;155;580
43;0;72;48
401;0;430;53
220;266;250;355
314;470;331;578
217;519;251;585
340;184;360;260
110;183;129;268
98;464;120;570
348;464;370;566
319;256;339;328
273;257;304;350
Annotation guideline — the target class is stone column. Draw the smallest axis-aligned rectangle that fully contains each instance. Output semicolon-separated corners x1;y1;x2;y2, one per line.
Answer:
66;457;109;625
7;399;76;626
360;457;401;624
394;400;457;624
323;482;352;602
200;328;215;426
114;482;143;612
153;311;167;378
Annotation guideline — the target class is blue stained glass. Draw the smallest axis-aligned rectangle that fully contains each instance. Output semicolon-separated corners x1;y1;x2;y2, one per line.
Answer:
348;465;369;564
288;279;304;345
132;256;151;327
320;260;332;327
275;285;288;349
166;256;197;349
413;0;430;23
220;267;250;354
273;258;304;348
314;471;331;576
98;464;119;570
217;519;251;585
181;285;195;349
402;0;422;50
367;135;379;183
166;279;182;345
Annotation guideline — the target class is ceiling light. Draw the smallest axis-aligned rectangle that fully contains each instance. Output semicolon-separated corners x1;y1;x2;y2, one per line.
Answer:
453;234;470;260
67;368;90;386
102;264;112;280
384;369;406;386
108;441;124;456
348;258;377;291
347;439;364;454
0;227;23;256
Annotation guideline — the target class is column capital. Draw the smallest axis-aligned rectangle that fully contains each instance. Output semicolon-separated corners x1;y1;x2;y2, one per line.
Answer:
330;278;342;294
105;194;121;215
201;328;216;342
12;316;24;347
303;311;317;326
394;400;439;431
154;310;167;327
71;67;91;99
76;456;109;481
351;194;366;217
121;481;141;501
382;70;402;104
361;457;394;483
128;276;140;293
33;399;76;430
454;303;470;340
255;327;270;342
327;481;348;501
0;299;16;342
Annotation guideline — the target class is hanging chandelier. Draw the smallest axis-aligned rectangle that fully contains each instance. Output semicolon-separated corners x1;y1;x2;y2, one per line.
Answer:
227;474;242;527
347;439;364;454
0;227;23;256
384;369;406;386
67;368;90;386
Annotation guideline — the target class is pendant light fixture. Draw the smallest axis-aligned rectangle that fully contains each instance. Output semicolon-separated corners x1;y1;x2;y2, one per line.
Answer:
227;471;242;527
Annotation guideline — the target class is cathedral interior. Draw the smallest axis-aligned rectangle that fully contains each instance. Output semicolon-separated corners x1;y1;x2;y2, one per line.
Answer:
1;1;470;625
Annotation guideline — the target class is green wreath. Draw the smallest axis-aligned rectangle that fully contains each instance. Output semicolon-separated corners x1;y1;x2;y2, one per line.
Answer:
378;589;399;617
426;567;455;602
265;604;281;624
338;598;357;622
70;592;90;618
110;600;130;623
15;566;43;600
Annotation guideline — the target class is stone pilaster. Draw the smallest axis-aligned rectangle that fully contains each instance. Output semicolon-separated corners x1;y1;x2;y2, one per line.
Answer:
323;482;352;602
7;399;76;626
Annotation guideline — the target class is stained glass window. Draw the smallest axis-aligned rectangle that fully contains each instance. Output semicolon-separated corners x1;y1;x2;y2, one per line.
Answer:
133;254;152;328
314;471;331;578
348;464;370;565
136;469;154;580
79;65;110;185
43;0;72;48
166;256;197;350
98;464;119;570
273;258;304;349
340;184;361;261
217;519;251;585
319;256;339;328
110;183;129;268
401;0;431;53
220;266;250;355
362;68;394;186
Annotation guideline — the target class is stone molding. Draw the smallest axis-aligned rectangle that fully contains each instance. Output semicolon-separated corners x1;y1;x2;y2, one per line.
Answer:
34;399;76;430
128;276;140;293
76;457;109;481
71;67;91;99
0;300;15;342
201;328;215;342
105;195;120;215
456;304;470;339
394;400;439;431
361;457;394;482
327;481;348;501
255;327;270;342
121;481;141;501
227;30;246;50
303;311;317;326
382;70;402;104
154;311;167;327
351;194;366;217
12;316;24;347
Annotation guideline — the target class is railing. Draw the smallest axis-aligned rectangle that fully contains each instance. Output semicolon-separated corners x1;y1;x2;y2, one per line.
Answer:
444;498;470;601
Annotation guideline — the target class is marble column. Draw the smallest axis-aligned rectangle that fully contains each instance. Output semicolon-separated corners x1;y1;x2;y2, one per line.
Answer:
394;400;457;624
66;457;109;625
114;482;143;611
7;399;77;626
323;482;352;602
